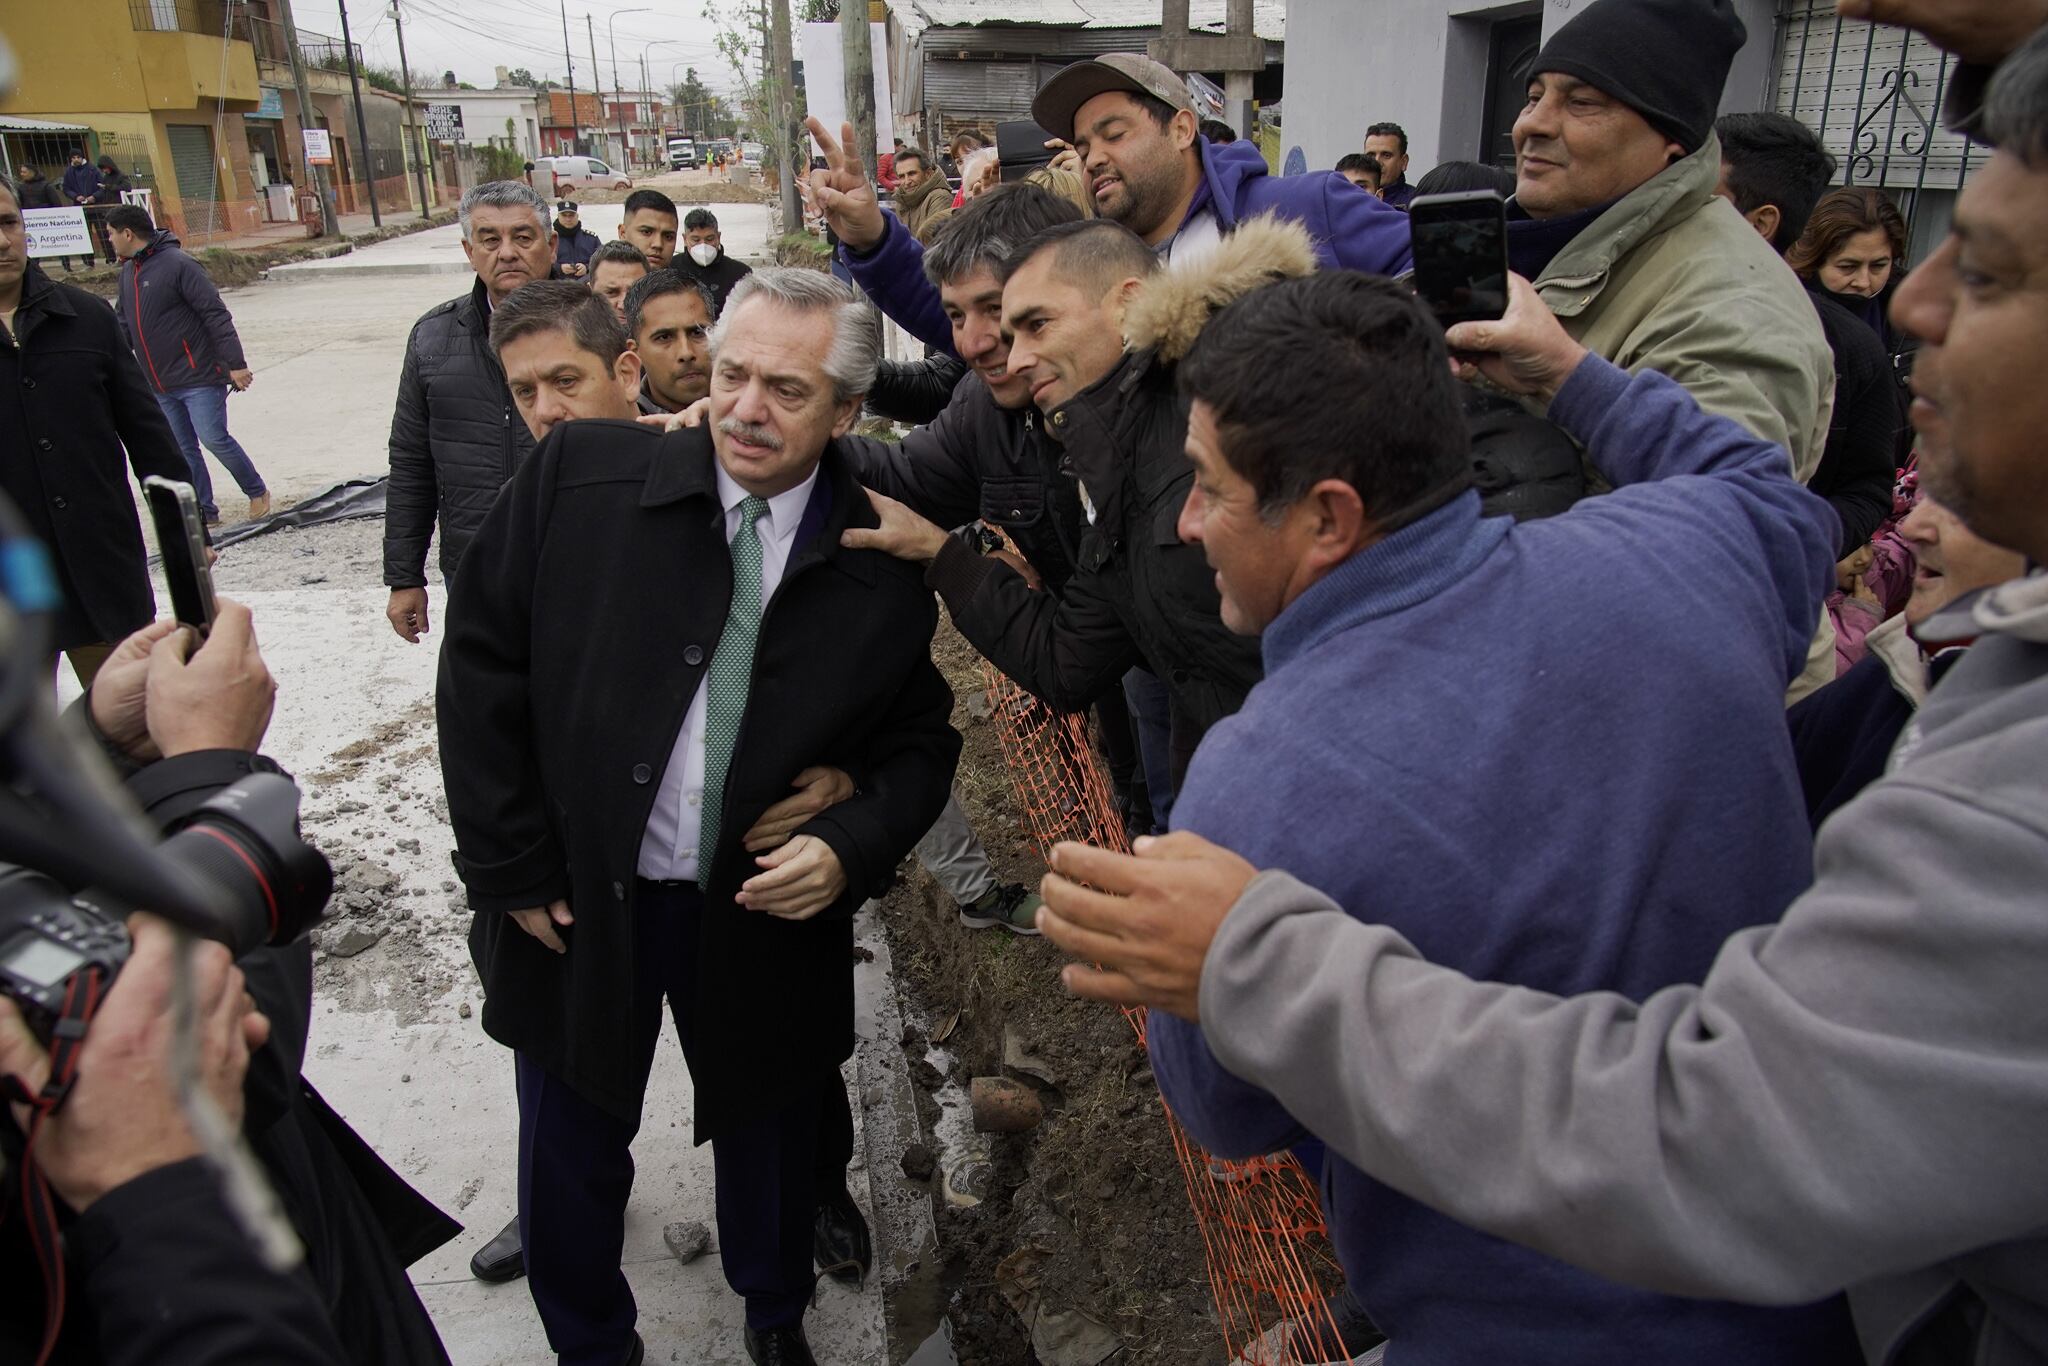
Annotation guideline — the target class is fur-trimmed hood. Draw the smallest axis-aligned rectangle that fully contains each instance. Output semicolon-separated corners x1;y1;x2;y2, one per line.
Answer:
1121;214;1319;362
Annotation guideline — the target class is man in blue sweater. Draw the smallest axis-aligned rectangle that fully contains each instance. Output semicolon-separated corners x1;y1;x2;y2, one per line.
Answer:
1133;269;1856;1364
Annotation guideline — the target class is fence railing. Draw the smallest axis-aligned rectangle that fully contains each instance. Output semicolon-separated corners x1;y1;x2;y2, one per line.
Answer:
129;0;249;37
1771;0;1991;256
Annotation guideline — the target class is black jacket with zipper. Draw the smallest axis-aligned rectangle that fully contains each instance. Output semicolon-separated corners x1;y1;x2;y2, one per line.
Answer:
923;348;1265;781
383;277;533;588
113;230;248;393
839;373;1089;598
438;420;958;1135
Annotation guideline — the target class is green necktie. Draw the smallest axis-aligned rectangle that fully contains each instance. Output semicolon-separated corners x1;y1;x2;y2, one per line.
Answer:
698;495;770;888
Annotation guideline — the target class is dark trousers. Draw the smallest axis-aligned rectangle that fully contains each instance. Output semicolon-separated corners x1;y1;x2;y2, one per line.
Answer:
514;879;854;1364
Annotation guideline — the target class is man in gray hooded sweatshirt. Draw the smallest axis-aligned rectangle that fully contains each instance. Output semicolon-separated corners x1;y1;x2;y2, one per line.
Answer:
1036;8;2048;1364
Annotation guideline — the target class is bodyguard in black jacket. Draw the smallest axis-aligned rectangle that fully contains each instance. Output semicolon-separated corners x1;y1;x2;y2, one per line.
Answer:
0;251;186;675
382;181;557;643
439;273;955;1364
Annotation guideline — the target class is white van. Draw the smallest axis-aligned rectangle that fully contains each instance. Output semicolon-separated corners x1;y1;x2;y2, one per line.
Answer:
531;156;632;194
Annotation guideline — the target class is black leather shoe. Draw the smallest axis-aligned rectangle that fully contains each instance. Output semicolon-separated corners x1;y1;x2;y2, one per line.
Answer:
621;1330;644;1366
745;1324;817;1366
468;1215;525;1283
812;1186;871;1288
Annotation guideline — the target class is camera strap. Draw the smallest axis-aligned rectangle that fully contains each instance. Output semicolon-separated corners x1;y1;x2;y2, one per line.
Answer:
2;968;108;1366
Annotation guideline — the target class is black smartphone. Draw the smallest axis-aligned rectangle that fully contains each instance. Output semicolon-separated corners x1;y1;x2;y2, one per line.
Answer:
1409;189;1510;328
142;476;218;634
995;119;1056;184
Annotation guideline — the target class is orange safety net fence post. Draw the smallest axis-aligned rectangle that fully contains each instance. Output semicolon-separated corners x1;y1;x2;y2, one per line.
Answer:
979;660;1355;1364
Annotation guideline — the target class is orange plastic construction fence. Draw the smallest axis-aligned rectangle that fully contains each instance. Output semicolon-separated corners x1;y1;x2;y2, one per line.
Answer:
980;661;1357;1364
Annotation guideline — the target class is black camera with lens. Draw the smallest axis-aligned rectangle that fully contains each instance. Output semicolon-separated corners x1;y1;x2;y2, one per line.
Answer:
0;772;331;1044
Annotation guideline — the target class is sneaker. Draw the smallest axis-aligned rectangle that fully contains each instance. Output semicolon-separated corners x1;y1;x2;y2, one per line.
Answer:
957;881;1042;935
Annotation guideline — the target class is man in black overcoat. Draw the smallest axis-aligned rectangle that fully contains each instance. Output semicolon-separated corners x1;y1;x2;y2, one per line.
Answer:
437;274;959;1366
0;181;187;686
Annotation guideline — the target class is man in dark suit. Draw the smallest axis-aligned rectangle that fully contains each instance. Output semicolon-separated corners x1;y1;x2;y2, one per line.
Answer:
438;273;959;1366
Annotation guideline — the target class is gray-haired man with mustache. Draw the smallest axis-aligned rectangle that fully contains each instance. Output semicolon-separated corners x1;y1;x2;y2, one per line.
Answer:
439;269;958;1366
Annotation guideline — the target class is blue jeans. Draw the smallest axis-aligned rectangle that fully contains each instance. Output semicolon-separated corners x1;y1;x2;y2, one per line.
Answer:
154;384;266;518
1123;666;1176;828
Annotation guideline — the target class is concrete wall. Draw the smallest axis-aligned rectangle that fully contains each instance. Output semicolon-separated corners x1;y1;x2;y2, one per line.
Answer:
1284;0;1778;178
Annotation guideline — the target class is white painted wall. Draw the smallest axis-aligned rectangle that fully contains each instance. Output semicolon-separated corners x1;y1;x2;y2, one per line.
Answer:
437;91;543;158
1283;0;1776;178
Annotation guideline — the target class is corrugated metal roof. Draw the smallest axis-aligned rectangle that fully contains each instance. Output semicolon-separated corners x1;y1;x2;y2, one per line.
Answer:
907;0;1284;44
0;115;92;133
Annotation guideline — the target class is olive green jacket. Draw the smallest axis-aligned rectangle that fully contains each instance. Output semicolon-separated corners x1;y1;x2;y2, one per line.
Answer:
1531;134;1839;697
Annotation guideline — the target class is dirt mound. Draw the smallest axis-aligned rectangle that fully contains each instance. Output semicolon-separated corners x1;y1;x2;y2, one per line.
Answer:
877;623;1222;1365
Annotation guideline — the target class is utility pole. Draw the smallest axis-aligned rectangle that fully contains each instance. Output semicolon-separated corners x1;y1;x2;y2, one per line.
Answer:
273;0;339;236
560;0;580;154
840;0;876;183
608;8;651;171
335;0;381;226
586;17;607;166
768;0;799;232
390;0;432;216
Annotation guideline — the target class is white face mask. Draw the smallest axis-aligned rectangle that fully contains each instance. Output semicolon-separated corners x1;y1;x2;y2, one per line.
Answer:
688;242;719;268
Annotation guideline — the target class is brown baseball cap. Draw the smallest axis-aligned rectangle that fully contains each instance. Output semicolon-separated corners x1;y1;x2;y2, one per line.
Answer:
1031;53;1195;142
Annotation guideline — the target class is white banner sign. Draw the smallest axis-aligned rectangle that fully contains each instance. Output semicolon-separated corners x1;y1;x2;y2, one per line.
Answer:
23;207;92;259
303;128;334;165
799;22;895;160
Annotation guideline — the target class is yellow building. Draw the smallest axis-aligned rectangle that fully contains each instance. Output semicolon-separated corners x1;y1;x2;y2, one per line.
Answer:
3;1;440;241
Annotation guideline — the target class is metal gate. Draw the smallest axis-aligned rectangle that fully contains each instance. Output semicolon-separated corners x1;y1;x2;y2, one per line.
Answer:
1771;0;1992;261
165;123;224;238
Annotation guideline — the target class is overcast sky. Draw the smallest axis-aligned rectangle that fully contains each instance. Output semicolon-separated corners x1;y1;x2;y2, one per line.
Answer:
286;0;748;96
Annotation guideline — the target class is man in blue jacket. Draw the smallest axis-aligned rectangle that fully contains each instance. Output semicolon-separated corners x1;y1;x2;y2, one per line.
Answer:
107;205;270;524
804;54;1411;354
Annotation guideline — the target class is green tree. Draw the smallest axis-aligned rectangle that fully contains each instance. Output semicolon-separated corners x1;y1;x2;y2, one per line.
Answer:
666;67;738;140
504;66;559;91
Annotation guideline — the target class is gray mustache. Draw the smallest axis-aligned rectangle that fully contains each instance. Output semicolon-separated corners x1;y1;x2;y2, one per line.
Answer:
718;418;783;451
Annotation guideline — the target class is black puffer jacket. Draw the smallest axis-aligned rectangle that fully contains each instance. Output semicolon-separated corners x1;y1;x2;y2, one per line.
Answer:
865;350;969;427
384;277;533;588
841;375;1088;596
925;345;1264;781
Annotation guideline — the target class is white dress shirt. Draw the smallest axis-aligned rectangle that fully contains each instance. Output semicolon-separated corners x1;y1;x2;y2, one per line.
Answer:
636;461;822;882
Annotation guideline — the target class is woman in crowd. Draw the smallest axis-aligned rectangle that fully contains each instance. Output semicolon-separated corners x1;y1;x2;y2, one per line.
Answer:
1790;187;1908;340
1789;187;1916;464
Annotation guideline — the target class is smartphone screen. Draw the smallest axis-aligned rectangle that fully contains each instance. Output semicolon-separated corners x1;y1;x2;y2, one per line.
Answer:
1409;190;1510;328
142;476;218;633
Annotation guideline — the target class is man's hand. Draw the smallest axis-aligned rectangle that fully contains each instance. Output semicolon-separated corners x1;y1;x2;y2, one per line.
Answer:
1836;0;2048;66
146;598;275;757
1044;138;1082;181
804;116;887;253
562;263;587;278
840;488;950;563
228;368;254;392
737;835;846;919
743;766;855;853
634;396;712;432
387;587;430;643
0;914;269;1211
86;619;183;760
510;900;574;954
1038;832;1258;1022
1442;273;1591;407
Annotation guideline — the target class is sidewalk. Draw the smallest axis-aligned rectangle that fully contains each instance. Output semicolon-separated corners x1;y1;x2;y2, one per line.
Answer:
196;206;437;256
